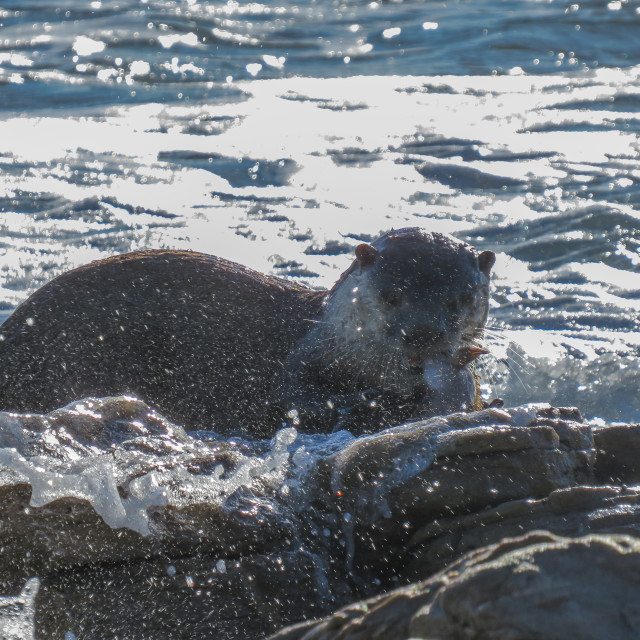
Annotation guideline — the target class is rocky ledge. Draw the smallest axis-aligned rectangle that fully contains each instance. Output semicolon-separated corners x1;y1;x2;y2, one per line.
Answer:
272;531;640;640
0;398;638;639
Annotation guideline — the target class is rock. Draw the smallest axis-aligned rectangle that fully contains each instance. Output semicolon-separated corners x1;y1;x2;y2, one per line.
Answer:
0;397;333;639
316;405;594;582
2;399;640;639
403;484;640;581
412;533;640;640
0;395;188;458
271;532;640;640
593;423;640;485
38;550;330;639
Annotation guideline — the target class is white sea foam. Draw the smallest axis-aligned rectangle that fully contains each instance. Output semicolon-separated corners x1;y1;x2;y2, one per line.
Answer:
0;578;39;640
0;449;166;535
0;423;299;536
164;426;298;507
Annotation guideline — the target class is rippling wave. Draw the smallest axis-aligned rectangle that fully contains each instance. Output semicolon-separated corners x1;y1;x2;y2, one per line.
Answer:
2;1;640;423
2;0;640;113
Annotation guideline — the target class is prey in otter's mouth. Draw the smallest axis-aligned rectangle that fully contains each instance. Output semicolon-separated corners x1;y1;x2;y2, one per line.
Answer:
278;228;496;432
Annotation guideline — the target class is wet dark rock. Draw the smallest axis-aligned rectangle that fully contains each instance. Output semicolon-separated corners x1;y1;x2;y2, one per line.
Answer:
38;550;329;640
272;532;640;640
593;423;640;484
403;484;640;582
0;398;640;638
0;395;188;458
317;405;593;585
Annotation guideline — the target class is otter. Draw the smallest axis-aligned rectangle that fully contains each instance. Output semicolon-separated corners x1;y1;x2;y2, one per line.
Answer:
0;228;495;437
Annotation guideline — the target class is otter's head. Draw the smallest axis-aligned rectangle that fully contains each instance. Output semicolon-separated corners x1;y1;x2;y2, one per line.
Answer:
322;228;495;395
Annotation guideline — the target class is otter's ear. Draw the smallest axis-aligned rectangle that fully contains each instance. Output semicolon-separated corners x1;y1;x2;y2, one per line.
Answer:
355;243;378;269
478;250;496;277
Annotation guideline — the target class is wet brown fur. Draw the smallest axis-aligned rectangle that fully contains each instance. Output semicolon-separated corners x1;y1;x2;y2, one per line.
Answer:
0;231;493;436
0;250;326;433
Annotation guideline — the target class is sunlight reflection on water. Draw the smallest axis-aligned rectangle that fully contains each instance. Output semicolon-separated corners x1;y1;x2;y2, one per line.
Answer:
2;0;640;420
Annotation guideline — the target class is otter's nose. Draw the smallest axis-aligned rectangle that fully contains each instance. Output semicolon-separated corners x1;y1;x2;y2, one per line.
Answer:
402;326;445;349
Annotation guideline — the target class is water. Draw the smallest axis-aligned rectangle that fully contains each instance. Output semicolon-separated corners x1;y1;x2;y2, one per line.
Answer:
0;578;38;640
1;1;640;632
2;2;640;423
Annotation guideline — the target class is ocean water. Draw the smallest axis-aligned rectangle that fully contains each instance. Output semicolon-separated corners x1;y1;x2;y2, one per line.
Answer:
1;7;640;431
3;0;640;423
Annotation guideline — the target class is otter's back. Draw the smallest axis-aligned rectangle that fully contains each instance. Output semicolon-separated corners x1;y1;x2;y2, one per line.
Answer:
0;250;326;432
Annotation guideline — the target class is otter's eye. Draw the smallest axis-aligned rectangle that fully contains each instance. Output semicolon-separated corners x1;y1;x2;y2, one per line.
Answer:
380;289;403;308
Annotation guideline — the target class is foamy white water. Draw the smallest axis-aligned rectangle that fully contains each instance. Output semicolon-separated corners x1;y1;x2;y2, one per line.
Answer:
0;578;38;640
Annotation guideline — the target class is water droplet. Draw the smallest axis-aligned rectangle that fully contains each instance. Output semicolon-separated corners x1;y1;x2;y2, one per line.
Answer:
246;62;262;77
382;27;401;39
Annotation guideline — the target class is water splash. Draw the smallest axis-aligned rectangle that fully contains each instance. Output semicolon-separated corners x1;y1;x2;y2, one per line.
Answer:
0;578;39;640
0;399;299;536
